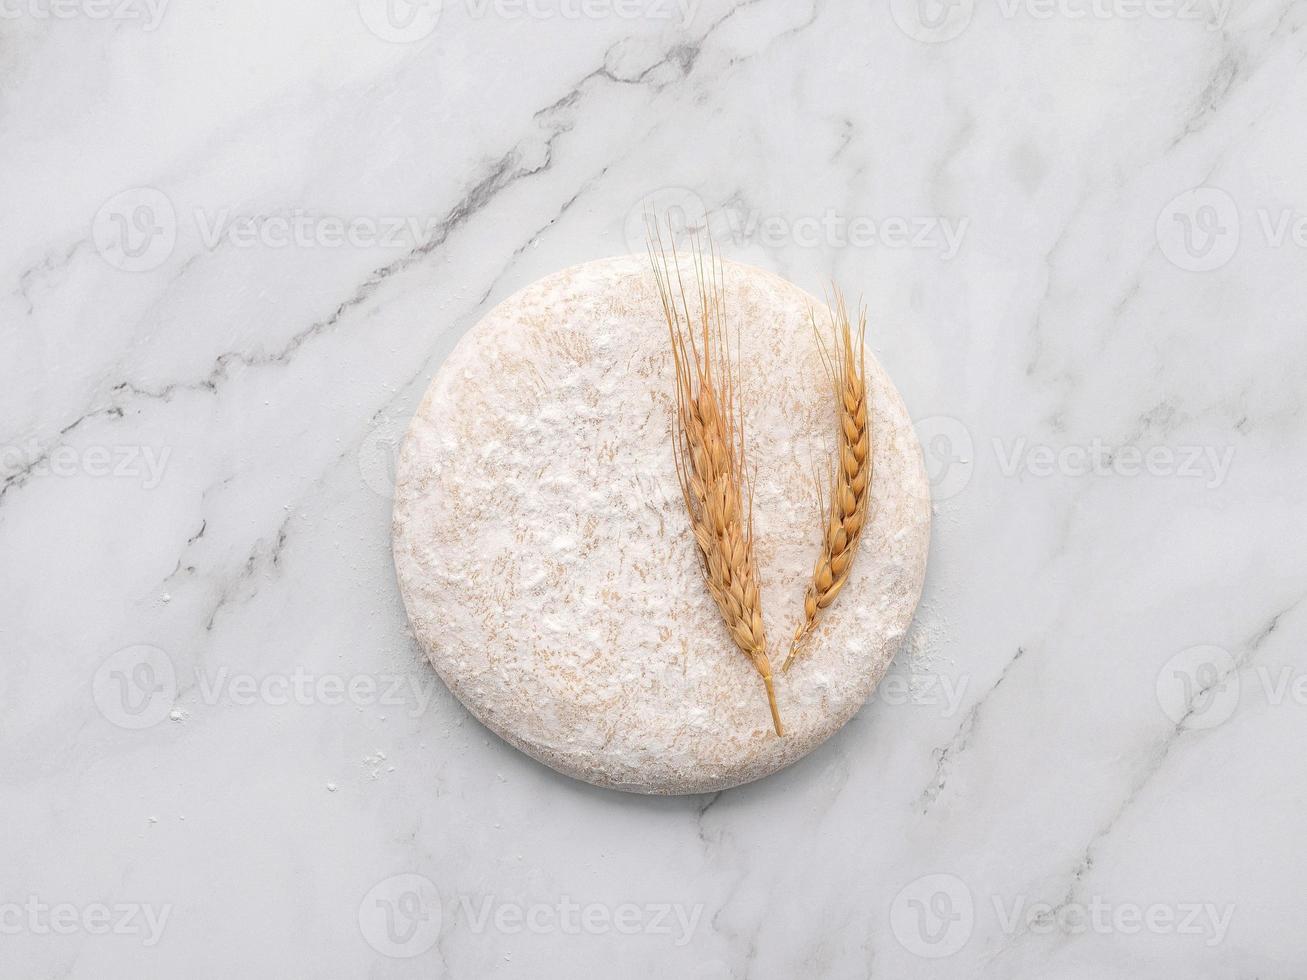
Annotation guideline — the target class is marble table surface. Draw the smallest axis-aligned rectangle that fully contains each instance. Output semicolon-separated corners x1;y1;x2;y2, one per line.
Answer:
2;0;1304;977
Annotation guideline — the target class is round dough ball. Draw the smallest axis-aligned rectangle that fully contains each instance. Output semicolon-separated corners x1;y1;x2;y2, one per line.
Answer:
392;255;930;794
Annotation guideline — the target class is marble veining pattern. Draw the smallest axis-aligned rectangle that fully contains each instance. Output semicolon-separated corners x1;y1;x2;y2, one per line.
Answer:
2;0;1306;976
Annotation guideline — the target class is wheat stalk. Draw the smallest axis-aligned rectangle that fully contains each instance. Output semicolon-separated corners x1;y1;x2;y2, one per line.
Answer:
648;228;784;737
782;292;871;672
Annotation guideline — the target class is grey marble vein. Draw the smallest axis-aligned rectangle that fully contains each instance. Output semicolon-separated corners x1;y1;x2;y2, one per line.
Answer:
3;0;1306;976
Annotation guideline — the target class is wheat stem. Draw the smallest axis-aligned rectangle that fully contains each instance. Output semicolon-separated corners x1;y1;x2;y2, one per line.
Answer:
783;291;871;672
649;223;784;736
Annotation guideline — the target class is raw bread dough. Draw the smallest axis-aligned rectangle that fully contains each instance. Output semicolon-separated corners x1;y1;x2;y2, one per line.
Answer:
392;255;930;794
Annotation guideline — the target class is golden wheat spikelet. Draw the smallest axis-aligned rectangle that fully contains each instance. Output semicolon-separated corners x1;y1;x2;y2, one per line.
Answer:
782;291;871;672
648;228;784;736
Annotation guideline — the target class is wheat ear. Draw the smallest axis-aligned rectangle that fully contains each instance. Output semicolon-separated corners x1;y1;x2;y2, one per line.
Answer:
648;231;784;737
782;292;871;672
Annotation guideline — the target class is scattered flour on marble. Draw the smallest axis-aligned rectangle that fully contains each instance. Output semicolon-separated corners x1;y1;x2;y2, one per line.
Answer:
362;750;394;780
900;602;959;702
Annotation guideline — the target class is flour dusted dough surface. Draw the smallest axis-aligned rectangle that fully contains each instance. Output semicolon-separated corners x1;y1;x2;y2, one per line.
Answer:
392;255;930;794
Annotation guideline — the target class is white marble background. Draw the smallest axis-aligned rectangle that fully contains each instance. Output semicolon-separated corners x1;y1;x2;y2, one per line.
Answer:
2;0;1305;976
